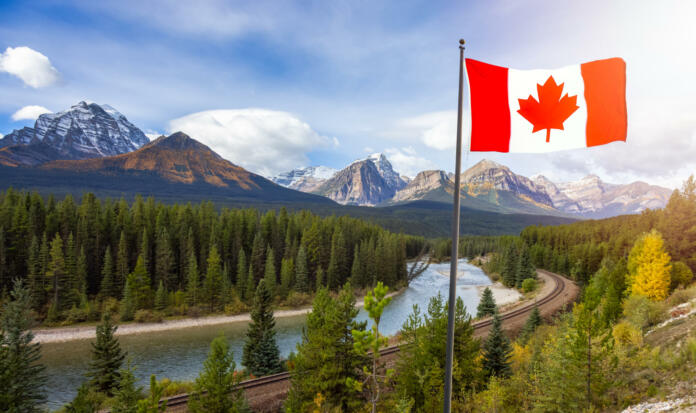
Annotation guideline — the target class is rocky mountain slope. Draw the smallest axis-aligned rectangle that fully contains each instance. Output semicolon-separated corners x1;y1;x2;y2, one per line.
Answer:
0;101;149;166
533;174;673;218
274;153;408;206
0;132;332;205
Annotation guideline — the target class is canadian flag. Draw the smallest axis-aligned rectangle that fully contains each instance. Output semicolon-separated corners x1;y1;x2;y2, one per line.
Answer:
465;57;626;153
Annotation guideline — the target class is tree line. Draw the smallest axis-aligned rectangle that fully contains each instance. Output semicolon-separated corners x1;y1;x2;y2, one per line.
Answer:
0;189;426;324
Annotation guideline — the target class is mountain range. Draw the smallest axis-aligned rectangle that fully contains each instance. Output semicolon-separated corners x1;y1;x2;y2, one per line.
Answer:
272;156;673;218
0;101;672;230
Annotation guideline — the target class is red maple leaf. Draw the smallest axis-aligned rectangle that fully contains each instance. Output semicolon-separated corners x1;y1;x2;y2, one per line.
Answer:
517;76;579;143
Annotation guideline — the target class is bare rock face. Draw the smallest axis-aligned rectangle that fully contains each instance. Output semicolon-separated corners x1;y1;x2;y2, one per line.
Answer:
460;159;555;208
0;102;149;166
314;159;395;206
391;170;452;203
532;175;582;213
275;153;407;206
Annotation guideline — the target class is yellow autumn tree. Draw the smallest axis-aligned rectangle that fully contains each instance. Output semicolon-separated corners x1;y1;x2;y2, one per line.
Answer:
627;230;672;301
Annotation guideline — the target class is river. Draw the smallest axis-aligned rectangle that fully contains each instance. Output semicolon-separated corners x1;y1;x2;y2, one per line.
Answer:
40;259;492;409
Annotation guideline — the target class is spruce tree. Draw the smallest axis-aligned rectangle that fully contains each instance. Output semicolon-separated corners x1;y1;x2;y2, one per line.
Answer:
482;313;512;378
279;257;293;299
263;247;276;295
477;287;497;318
76;246;87;298
0;227;6;293
350;248;363;288
154;281;167;312
27;235;44;310
315;266;325;291
127;254;152;310
242;279;281;376
186;251;200;306
204;246;223;312
0;279;46;411
120;281;135;322
188;335;248;413
236;249;247;300
155;228;174;290
295;245;309;293
286;285;364;412
245;263;255;302
46;233;68;316
100;247;117;299
249;232;265;283
116;231;129;294
516;247;536;288
111;363;142;413
86;313;126;395
520;305;542;342
501;246;518;287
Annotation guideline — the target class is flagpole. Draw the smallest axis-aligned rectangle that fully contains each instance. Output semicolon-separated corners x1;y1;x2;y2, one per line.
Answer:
444;38;465;413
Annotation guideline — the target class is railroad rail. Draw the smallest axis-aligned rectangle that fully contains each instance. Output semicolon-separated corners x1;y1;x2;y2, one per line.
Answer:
156;269;575;412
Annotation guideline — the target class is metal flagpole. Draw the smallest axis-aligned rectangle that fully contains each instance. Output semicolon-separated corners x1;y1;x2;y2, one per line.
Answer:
443;38;465;413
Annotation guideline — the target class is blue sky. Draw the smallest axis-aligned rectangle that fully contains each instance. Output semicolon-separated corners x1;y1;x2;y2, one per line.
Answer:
1;0;695;187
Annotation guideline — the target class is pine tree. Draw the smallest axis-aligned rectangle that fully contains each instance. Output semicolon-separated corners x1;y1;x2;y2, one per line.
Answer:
66;382;102;413
0;227;6;293
315;266;325;291
279;257;294;299
349;282;393;413
243;279;281;376
111;363;142;413
501;246;518;287
65;233;78;306
519;305;542;342
0;279;46;411
350;248;363;288
295;245;309;293
249;232;265;283
137;375;167;413
263;247;276;295
204;245;223;312
76;246;88;298
120;281;135;322
27;235;44;310
116;231;129;294
286;284;365;412
477;287;497;318
100;247;118;299
482;313;512;378
188;335;248;413
126;255;152;310
86;313;126;395
245;263;255;303
516;247;536;288
46;233;68;315
186;251;200;306
236;249;247;300
155;281;167;312
155;228;174;290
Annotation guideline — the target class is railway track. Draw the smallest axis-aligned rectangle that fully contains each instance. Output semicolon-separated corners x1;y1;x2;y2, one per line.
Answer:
158;270;575;412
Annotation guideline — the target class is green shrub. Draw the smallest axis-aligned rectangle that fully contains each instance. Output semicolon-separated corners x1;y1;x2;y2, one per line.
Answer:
157;378;195;397
622;294;667;330
134;310;163;323
224;300;248;315
186;306;202;318
521;278;537;293
63;306;89;325
283;291;311;307
102;297;120;316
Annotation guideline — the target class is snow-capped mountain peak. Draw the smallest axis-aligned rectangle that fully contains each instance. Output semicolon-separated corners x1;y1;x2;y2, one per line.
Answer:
0;101;150;163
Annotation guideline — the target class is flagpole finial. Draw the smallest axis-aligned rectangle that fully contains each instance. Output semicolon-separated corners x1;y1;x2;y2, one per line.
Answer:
459;39;465;45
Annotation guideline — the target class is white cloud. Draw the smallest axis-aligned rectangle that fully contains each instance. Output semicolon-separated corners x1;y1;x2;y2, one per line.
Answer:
144;130;164;141
386;110;460;151
384;147;437;178
11;105;52;121
168;108;332;176
0;47;60;88
0;134;3;139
